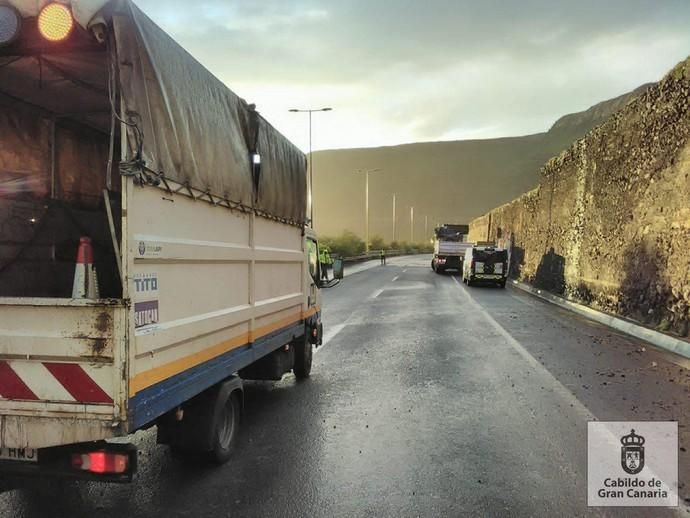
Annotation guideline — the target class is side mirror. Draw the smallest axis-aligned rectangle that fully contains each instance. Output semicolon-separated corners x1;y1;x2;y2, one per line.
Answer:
332;257;344;280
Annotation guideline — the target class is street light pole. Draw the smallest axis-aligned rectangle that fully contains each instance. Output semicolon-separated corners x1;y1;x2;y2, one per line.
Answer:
410;206;414;242
425;215;428;241
354;168;382;253
365;172;369;251
288;107;333;227
309;111;312;216
392;193;397;243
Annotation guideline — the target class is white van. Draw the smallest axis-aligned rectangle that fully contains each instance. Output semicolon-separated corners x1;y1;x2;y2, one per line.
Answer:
462;246;509;288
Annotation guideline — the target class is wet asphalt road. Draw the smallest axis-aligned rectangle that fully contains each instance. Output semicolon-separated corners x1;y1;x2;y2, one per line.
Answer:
1;255;689;517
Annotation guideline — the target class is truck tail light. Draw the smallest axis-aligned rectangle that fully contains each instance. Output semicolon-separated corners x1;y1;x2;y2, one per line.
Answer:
71;451;129;474
38;3;74;42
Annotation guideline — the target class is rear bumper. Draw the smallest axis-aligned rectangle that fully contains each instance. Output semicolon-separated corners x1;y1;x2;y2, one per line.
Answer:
471;274;506;281
435;256;463;269
0;442;137;484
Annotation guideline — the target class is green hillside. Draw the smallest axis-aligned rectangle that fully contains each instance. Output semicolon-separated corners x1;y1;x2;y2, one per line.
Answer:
312;84;651;243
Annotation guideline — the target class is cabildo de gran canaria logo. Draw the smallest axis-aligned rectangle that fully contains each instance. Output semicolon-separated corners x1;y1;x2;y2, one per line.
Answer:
621;429;645;475
588;421;677;506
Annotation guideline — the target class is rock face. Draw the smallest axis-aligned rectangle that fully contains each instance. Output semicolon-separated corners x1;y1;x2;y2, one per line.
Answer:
469;57;690;337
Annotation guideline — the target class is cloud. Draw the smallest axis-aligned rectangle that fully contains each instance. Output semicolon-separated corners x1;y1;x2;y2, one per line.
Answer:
133;0;690;151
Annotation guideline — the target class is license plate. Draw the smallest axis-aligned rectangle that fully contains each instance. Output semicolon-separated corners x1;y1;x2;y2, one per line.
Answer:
0;448;38;463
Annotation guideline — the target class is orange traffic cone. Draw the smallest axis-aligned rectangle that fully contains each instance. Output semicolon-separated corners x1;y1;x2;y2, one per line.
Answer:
72;237;100;299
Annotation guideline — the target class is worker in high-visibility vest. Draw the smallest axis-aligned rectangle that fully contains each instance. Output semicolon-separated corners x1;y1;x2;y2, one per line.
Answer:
320;246;333;280
380;249;386;265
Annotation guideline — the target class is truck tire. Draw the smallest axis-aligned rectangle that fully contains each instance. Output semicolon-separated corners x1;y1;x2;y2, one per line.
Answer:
208;390;241;464
498;280;507;289
293;334;313;379
166;377;243;465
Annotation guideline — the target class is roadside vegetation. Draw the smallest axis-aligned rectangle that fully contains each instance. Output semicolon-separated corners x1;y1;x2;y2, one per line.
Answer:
320;231;433;257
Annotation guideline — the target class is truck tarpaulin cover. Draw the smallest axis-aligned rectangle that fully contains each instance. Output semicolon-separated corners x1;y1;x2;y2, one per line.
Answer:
435;225;469;241
112;1;307;224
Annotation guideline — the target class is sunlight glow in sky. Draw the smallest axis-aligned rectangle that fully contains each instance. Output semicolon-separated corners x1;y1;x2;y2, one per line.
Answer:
136;0;690;152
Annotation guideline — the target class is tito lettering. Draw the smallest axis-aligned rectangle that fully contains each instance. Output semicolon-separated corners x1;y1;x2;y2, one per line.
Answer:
134;276;158;293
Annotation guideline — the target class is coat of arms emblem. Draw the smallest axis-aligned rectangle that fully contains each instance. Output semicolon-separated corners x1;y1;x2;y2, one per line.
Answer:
621;429;645;475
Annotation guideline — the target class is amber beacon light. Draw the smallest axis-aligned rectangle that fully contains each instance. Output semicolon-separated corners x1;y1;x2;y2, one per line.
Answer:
38;3;74;42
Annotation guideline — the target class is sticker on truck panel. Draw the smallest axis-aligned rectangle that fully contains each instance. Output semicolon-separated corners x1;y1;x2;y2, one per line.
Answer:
0;361;114;404
137;241;162;257
133;273;159;298
134;300;159;328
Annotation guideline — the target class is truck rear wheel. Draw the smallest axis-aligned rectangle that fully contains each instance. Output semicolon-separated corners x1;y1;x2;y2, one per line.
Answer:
208;391;241;464
165;377;243;465
293;334;313;379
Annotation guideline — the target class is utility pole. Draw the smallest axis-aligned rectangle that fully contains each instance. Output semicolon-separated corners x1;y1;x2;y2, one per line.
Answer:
410;206;414;242
425;215;428;241
365;172;369;250
354;168;382;253
392;193;397;243
288;107;333;227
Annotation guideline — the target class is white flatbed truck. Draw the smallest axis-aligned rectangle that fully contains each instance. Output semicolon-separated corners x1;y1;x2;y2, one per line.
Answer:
0;0;338;482
431;224;473;274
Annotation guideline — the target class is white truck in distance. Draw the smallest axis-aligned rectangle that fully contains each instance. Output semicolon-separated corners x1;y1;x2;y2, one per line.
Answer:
431;224;473;274
0;0;339;483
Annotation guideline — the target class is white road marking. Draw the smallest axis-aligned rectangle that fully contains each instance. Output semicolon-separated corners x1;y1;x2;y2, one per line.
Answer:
315;323;347;354
451;275;594;421
450;275;687;514
370;288;384;299
392;276;399;282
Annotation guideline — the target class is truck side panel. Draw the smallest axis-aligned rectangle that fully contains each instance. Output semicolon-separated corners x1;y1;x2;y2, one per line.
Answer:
126;183;307;431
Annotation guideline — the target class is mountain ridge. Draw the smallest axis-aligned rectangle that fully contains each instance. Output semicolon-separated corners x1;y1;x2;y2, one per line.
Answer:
312;84;653;241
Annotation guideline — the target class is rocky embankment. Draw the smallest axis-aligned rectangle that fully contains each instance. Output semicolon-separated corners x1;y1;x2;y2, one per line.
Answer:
470;57;690;337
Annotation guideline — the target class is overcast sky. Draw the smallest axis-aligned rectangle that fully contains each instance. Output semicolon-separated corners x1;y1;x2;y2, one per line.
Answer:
136;0;690;152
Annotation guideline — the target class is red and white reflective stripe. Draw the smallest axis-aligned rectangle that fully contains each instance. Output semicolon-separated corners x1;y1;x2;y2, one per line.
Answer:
0;361;113;404
0;361;39;401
